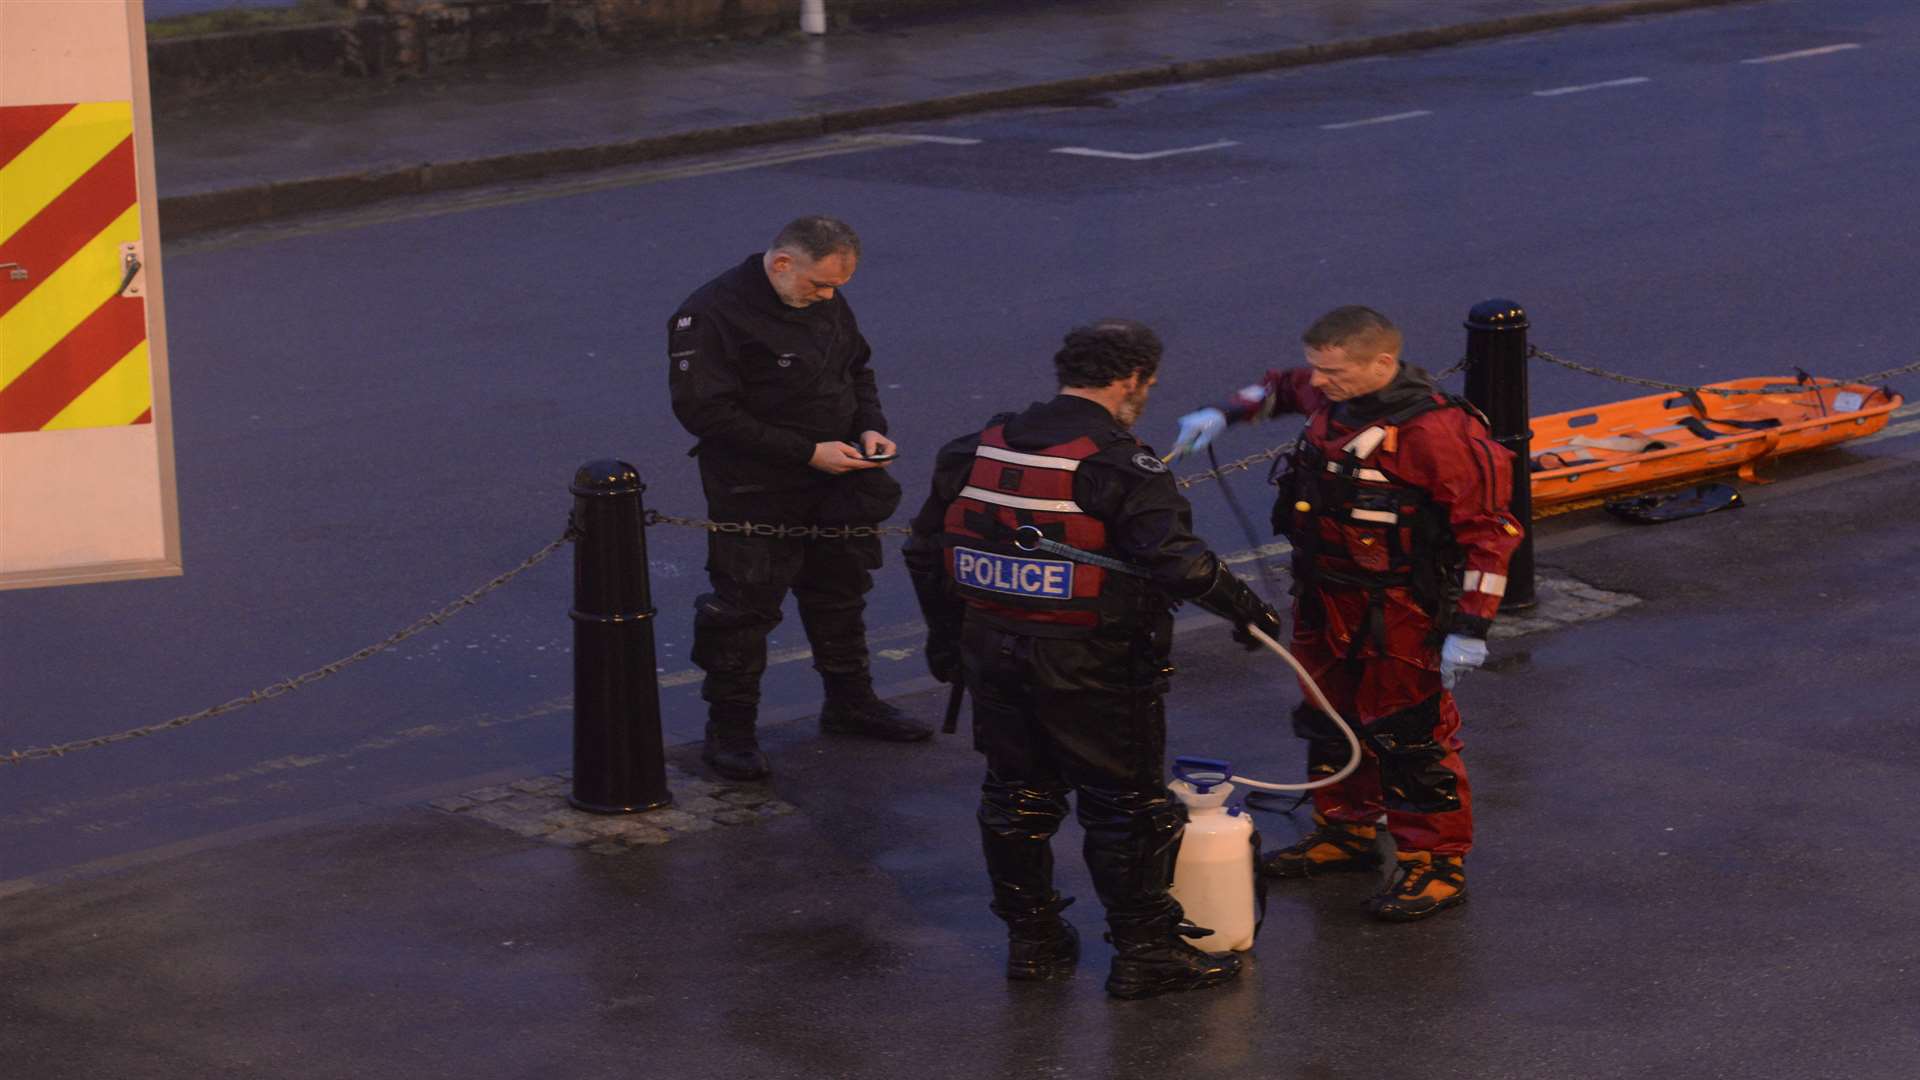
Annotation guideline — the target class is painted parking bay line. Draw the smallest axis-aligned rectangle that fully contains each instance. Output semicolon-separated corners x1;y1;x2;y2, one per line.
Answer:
1742;43;1861;65
1321;110;1432;131
1532;76;1651;98
1051;139;1239;162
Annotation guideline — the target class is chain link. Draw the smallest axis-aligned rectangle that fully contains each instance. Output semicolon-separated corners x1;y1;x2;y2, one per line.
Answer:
1;531;576;766
641;509;911;538
1527;344;1919;396
1175;445;1290;488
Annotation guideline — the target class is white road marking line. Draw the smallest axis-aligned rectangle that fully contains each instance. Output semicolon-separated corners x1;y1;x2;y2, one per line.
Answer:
1742;43;1862;65
1532;76;1651;97
863;133;984;145
1050;139;1240;161
1320;110;1432;131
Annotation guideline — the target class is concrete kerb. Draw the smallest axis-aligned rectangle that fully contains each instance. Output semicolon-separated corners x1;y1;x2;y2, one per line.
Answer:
156;0;1757;238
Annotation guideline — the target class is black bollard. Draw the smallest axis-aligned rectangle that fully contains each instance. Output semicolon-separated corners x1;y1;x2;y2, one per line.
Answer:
1463;300;1537;610
568;460;672;813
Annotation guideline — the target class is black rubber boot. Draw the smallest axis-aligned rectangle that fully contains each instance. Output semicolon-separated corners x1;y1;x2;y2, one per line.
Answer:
1104;922;1243;1001
1007;918;1080;982
819;675;933;742
1001;895;1080;982
701;705;769;781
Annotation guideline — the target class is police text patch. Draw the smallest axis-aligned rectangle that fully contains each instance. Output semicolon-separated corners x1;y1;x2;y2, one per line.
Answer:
953;547;1074;599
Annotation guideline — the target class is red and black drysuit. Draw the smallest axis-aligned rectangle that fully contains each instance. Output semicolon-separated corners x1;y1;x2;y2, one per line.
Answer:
903;395;1274;943
1219;364;1523;856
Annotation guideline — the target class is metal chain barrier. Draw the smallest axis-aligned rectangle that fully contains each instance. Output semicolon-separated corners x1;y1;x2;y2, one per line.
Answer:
642;510;911;538
1528;344;1920;396
2;530;577;766
1175;445;1289;488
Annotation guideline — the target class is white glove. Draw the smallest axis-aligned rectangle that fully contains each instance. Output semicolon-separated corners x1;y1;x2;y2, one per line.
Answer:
1439;634;1488;690
1169;408;1228;461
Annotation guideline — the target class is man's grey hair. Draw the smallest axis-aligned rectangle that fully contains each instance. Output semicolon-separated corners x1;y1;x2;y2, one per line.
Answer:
771;216;861;262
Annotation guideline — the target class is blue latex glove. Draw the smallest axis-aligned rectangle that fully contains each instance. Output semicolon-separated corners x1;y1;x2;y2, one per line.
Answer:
1439;634;1489;690
1169;407;1227;461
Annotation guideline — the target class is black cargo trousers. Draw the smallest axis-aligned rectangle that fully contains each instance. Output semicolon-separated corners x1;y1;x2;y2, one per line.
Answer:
692;529;882;710
964;610;1188;937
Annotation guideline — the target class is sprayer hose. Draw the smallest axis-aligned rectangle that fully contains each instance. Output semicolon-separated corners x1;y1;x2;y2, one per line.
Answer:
1229;625;1365;793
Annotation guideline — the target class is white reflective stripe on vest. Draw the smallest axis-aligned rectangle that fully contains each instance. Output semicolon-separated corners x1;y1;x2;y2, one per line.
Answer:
1462;570;1508;597
1343;426;1388;460
1349;508;1397;525
975;444;1084;471
959;486;1084;514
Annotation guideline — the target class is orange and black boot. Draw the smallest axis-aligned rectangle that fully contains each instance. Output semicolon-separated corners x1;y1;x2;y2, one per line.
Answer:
1258;815;1382;879
1366;851;1468;922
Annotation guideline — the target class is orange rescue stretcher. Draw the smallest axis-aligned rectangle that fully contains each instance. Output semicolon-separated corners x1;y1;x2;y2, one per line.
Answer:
1528;375;1903;507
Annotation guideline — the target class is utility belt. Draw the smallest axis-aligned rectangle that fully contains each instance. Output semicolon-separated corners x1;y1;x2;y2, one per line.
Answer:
1295;557;1457;658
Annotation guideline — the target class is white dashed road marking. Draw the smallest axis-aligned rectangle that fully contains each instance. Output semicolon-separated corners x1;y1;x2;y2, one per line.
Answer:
1741;43;1862;65
1050;139;1240;161
1532;76;1652;97
1321;110;1433;131
867;133;986;145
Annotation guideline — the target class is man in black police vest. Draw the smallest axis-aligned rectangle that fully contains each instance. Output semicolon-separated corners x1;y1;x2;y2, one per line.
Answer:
903;320;1284;1000
669;217;931;782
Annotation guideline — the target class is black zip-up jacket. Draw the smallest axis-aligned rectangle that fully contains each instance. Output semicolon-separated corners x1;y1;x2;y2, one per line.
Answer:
903;396;1226;628
668;254;897;522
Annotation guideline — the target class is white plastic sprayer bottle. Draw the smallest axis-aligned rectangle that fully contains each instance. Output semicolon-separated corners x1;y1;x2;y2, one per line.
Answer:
1167;757;1259;954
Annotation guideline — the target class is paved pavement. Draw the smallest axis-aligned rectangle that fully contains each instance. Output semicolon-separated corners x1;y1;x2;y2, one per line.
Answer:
8;438;1920;1078
152;0;1755;230
14;1;1920;1075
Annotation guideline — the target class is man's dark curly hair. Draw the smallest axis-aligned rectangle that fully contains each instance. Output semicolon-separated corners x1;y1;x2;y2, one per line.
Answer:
1053;320;1163;389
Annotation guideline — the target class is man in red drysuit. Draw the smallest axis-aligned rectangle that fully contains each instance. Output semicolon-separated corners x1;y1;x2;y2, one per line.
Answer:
1167;306;1523;921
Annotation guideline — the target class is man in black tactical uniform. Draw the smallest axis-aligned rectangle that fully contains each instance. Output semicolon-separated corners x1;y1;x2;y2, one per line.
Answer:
669;217;932;781
903;320;1285;1000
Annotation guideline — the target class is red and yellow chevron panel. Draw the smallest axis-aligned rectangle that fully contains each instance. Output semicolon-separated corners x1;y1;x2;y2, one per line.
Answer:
0;101;152;435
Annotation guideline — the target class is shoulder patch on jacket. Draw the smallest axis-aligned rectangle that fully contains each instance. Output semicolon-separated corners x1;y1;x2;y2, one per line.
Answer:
670;312;698;333
1131;451;1169;474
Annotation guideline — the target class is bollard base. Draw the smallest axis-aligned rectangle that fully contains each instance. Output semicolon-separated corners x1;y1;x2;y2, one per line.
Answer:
568;792;673;815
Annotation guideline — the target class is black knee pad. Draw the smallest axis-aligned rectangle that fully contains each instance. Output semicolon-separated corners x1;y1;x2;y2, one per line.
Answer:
1078;786;1183;838
693;591;773;630
979;776;1070;838
691;592;778;673
1364;694;1443;752
1369;695;1461;814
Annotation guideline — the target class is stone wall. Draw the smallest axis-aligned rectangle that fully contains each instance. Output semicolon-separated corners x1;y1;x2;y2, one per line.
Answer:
147;0;1021;99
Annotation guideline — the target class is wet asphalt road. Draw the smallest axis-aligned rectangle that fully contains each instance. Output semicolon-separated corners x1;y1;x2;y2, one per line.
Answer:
5;0;1917;882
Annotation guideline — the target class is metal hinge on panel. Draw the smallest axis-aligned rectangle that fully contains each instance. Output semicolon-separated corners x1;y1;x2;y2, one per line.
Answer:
118;242;144;297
